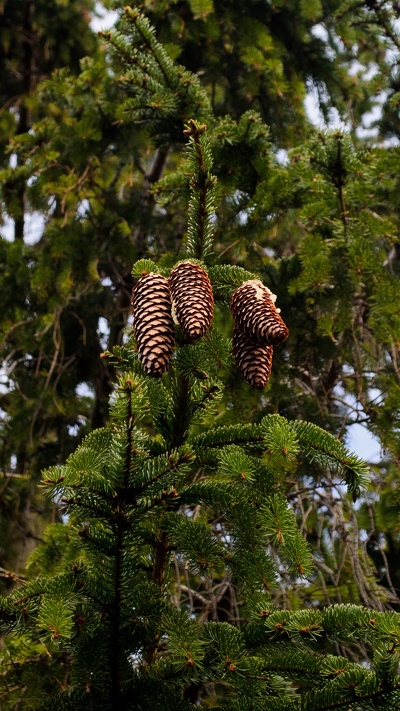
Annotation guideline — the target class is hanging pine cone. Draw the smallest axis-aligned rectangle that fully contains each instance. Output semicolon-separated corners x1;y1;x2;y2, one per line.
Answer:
232;326;273;389
169;261;214;342
131;272;175;377
230;279;289;346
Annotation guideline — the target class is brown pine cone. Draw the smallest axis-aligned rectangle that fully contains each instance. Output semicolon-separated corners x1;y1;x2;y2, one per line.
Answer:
230;279;289;346
232;326;273;389
169;261;214;342
131;272;175;377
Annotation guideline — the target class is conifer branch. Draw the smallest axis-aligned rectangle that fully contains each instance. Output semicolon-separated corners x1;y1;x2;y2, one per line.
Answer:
152;529;170;592
290;420;369;500
184;120;217;260
123;8;172;88
191;424;265;451
170;375;191;448
334;134;347;232
109;383;134;710
363;1;400;51
302;682;400;711
134;448;194;497
208;264;256;300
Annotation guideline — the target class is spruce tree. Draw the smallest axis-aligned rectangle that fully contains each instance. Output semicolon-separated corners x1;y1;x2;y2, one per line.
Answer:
2;5;400;708
2;119;400;711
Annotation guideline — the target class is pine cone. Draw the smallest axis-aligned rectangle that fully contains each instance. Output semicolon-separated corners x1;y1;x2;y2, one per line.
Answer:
232;326;273;389
132;273;175;377
230;279;289;346
169;262;214;342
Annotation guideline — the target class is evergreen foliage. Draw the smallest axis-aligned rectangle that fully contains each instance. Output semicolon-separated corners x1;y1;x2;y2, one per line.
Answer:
2;115;400;708
184;120;217;260
2;2;400;709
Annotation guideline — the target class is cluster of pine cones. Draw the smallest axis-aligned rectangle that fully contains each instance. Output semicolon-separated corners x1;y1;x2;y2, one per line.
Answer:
230;279;289;389
131;262;289;389
132;262;214;377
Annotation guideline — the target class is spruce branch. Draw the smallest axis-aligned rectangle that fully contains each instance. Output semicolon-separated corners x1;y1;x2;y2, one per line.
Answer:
208;264;257;300
123;8;174;88
170;375;192;448
109;382;135;710
290;420;369;500
133;447;194;499
184;120;217;261
105;10;211;138
191;424;265;452
333;133;347;232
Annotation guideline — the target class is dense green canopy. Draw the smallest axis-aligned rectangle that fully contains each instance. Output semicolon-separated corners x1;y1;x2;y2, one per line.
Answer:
1;1;400;708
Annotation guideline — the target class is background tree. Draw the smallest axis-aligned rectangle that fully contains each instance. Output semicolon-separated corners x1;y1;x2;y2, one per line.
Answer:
0;0;103;585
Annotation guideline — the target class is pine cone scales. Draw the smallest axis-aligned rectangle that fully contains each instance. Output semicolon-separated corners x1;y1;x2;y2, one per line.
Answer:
230;279;289;346
169;262;214;342
232;326;273;389
132;273;175;377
